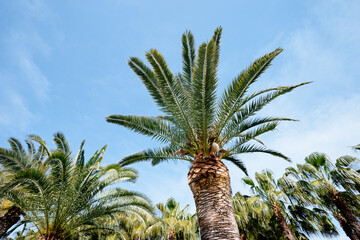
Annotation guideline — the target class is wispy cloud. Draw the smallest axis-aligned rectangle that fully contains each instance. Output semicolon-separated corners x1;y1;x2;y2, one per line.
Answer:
0;85;34;132
18;55;50;100
0;0;52;131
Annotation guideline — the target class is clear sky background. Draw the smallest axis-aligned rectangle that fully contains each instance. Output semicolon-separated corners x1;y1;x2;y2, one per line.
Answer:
1;1;360;239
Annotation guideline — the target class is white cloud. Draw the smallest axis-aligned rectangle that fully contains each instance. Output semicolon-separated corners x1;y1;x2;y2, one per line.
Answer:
18;55;49;100
0;86;34;131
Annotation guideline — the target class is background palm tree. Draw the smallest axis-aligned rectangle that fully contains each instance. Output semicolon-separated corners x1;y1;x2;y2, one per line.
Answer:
243;171;296;240
107;27;308;239
145;198;199;240
0;133;152;240
284;153;360;240
0;136;48;238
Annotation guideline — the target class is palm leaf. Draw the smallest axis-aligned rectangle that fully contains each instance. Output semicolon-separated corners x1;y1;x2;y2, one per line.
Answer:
181;30;196;90
191;40;217;153
227;143;290;161
215;48;283;135
106;115;187;151
222;155;247;175
120;145;193;167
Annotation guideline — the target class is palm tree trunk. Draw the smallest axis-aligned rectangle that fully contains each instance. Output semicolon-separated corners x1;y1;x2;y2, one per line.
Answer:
188;157;240;240
168;227;176;240
240;233;246;240
271;202;295;240
0;205;22;238
330;191;360;238
334;213;358;240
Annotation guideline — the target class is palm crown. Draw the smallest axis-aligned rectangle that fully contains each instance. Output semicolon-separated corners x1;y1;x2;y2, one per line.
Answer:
107;27;309;171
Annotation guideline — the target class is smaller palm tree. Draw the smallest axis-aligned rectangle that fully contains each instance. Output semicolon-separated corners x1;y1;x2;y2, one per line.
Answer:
0;133;152;240
285;153;360;240
232;192;281;240
243;170;296;240
145;198;199;240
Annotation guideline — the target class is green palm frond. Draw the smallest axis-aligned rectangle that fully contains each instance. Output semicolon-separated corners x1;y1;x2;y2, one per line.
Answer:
227;143;290;161
120;145;193;167
8;138;26;155
28;134;51;156
128;57;168;111
218;83;309;145
145;49;198;145
353;144;360;152
74;140;85;168
53;132;71;155
107;115;185;148
215;48;283;134
221;117;296;146
181;30;196;90
222;155;247;175
191;40;217;153
211;27;222;69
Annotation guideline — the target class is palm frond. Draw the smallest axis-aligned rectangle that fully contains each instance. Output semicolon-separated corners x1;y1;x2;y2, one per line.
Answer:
224;122;280;155
120;145;193;167
53;132;71;155
181;30;196;90
191;40;217;153
222;155;247;175
221;117;296;145
145;49;199;149
215;48;283;135
0;148;32;171
218;82;309;144
128;57;167;111
8;138;26;155
226;143;290;161
75;140;85;168
28;134;51;156
211;26;222;70
106;115;187;151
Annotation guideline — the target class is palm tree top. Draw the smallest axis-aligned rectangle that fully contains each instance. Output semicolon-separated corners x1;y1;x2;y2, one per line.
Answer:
107;27;310;173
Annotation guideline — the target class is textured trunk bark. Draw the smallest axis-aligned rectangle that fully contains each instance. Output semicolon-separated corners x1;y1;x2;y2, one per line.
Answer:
330;191;360;238
0;205;22;237
188;157;240;240
335;213;358;240
168;227;176;240
271;202;295;240
240;233;246;240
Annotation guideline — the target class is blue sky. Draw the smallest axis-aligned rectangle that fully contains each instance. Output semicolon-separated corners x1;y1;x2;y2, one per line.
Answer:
1;1;360;239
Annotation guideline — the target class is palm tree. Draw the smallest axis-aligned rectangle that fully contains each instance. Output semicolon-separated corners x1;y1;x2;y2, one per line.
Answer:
243;171;296;240
145;198;199;240
0;133;152;240
233;189;337;240
285;153;360;240
107;27;309;239
0;137;46;238
232;192;281;240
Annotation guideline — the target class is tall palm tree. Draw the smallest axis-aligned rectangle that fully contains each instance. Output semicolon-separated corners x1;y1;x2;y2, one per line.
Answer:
0;133;152;240
145;198;199;240
107;27;309;239
285;153;360;240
